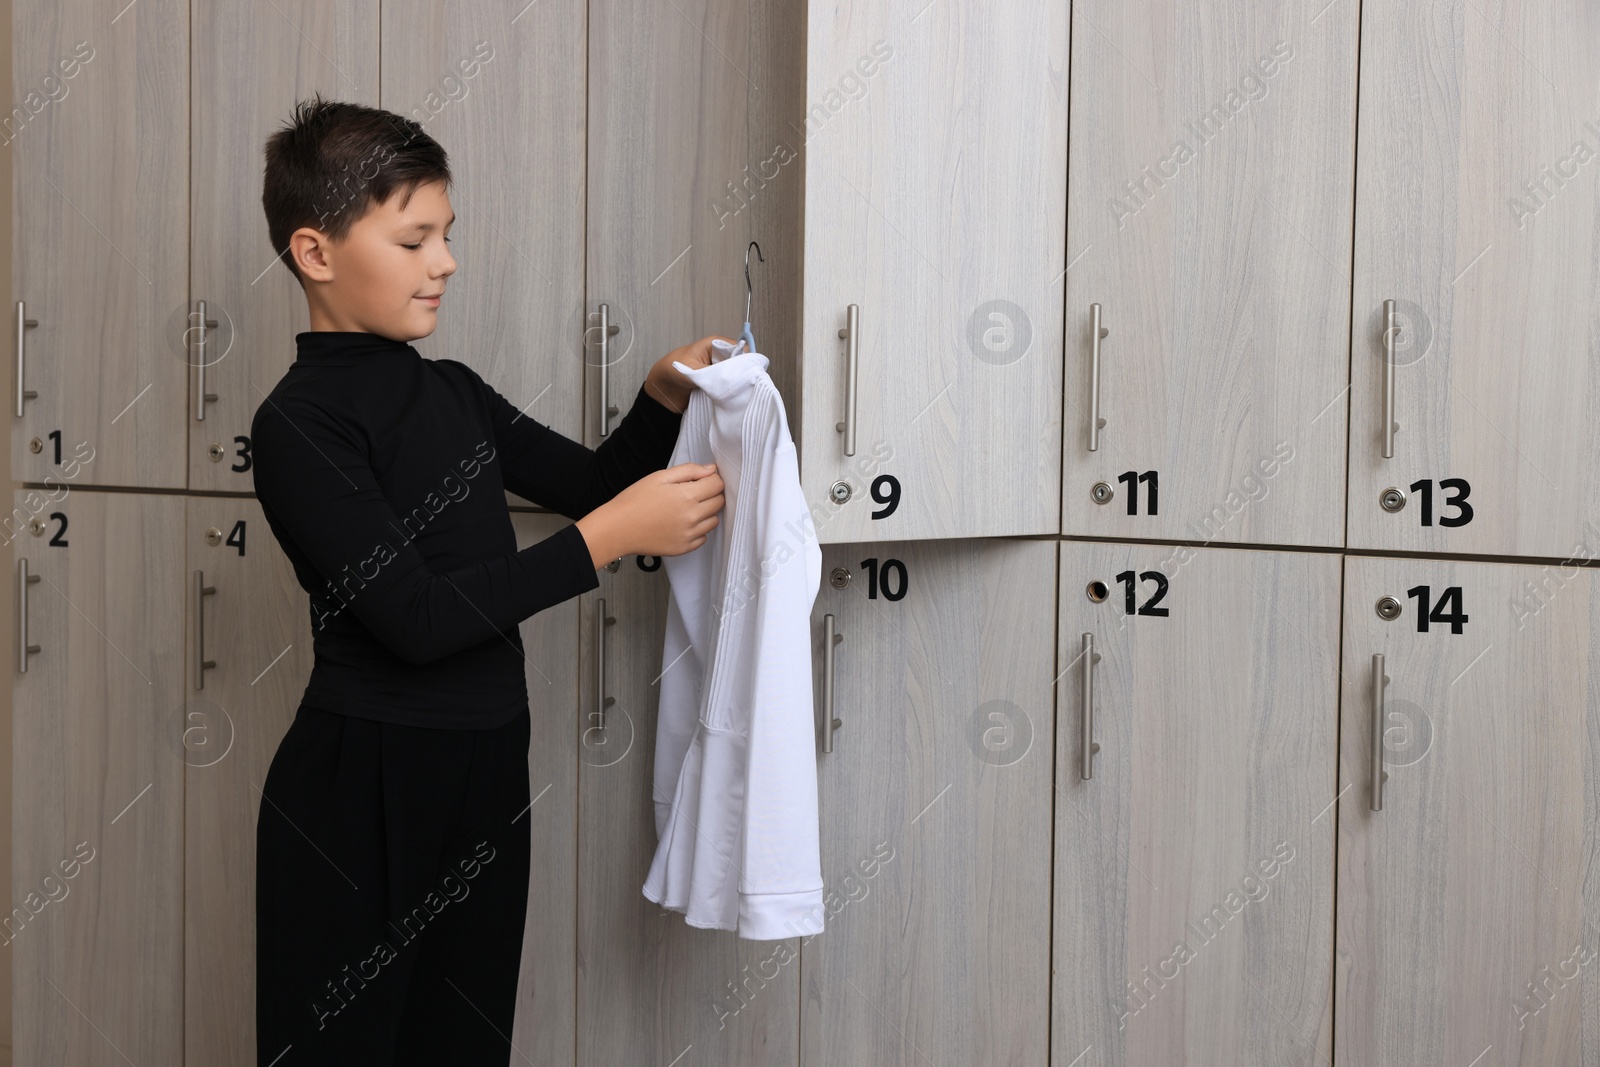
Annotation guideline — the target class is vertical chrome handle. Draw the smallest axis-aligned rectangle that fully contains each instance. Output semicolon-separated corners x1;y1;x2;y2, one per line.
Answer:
1382;299;1397;459
835;304;859;457
596;303;621;437
1370;653;1390;810
1088;303;1109;451
15;301;38;418
822;613;843;753
194;569;216;690
594;597;615;730
1080;632;1102;779
193;299;219;421
16;558;40;673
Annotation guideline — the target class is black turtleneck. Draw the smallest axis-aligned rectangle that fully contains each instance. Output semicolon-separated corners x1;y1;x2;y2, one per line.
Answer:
250;330;684;729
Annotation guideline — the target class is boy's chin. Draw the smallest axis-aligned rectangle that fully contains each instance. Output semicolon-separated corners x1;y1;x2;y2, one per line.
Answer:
397;309;440;340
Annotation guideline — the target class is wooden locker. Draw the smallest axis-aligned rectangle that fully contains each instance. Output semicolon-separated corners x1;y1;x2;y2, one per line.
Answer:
576;5;808;1058
11;489;185;1063
1054;540;1337;1065
1061;0;1360;550
800;3;1068;543
801;537;1056;1066
382;0;589;488
585;0;799;449
11;0;188;489
1337;554;1600;1065
184;495;315;1063
189;0;378;491
1347;0;1600;557
577;550;800;1067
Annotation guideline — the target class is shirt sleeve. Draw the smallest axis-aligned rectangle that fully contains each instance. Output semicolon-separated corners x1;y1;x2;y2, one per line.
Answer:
251;396;601;666
466;365;686;519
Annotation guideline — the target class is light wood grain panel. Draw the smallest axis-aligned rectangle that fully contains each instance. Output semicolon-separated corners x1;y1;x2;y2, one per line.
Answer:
11;0;187;488
800;2;1068;542
1062;0;1359;549
1337;555;1600;1066
190;0;378;491
11;489;185;1063
184;495;315;1063
1055;541;1337;1065
588;0;782;448
381;0;588;504
1347;0;1600;557
578;552;799;1067
801;538;1055;1066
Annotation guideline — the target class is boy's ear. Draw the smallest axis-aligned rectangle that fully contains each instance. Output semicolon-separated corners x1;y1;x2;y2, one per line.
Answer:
290;227;335;283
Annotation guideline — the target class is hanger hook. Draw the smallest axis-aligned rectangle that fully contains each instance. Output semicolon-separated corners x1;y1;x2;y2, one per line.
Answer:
744;241;763;322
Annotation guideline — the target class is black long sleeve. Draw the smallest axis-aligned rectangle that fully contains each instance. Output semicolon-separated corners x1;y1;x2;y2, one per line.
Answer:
250;330;683;729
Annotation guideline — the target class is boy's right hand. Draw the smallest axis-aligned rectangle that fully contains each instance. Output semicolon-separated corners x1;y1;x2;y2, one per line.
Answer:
576;462;724;566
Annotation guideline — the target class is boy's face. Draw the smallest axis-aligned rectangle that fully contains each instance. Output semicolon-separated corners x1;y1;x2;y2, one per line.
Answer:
293;178;456;341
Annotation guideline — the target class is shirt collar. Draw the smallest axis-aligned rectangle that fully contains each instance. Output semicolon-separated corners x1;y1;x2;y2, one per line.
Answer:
671;337;771;401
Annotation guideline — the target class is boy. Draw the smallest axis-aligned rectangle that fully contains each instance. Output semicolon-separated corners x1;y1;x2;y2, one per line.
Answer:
251;94;726;1064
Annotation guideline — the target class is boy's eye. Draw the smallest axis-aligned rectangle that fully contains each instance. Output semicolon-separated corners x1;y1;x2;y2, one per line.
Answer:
403;242;421;250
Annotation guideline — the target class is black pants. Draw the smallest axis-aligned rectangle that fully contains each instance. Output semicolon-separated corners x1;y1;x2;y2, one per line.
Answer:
256;702;532;1065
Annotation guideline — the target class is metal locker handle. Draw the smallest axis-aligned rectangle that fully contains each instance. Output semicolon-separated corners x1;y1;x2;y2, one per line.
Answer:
15;301;38;418
194;299;219;421
1382;299;1398;459
16;558;40;672
822;613;843;752
194;569;217;689
835;304;859;458
1370;652;1390;810
595;598;615;731
1088;304;1108;451
1081;632;1102;779
596;303;621;437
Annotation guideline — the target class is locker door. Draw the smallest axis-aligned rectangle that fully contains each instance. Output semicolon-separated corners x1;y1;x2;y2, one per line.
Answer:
1062;0;1360;549
587;0;786;450
1337;555;1600;1065
577;551;799;1067
504;513;585;1062
1347;0;1600;557
184;496;314;1063
12;0;188;488
1054;540;1337;1065
189;1;378;491
11;489;185;1063
800;2;1068;543
801;538;1055;1066
383;1;589;496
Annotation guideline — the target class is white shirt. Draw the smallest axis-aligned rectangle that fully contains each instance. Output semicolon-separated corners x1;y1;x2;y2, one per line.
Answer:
642;338;825;939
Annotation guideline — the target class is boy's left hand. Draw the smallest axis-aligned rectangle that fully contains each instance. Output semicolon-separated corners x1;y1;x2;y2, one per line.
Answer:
645;335;735;415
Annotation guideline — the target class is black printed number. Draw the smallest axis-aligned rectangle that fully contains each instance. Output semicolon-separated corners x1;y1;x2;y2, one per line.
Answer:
635;555;661;572
224;520;247;557
232;435;253;473
1115;569;1169;617
46;512;67;547
1407;584;1468;634
870;474;901;520
1408;478;1473;527
1117;470;1159;516
860;557;907;601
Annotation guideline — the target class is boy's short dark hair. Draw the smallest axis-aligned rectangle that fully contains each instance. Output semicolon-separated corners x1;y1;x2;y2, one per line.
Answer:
262;93;451;286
